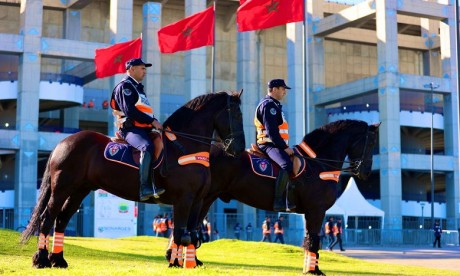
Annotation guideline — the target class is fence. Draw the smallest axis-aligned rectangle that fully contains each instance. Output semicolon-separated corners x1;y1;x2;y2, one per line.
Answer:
342;229;459;247
2;208;459;247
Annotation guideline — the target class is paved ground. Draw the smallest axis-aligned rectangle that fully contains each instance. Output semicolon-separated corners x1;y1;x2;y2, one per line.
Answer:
337;245;460;272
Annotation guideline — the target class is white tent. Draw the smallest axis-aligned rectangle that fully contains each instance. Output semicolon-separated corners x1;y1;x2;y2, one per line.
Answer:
326;177;385;228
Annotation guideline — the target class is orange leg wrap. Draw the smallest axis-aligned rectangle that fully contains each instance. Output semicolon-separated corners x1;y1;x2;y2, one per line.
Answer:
169;243;183;266
38;233;49;250
184;244;196;268
52;232;64;253
303;250;317;273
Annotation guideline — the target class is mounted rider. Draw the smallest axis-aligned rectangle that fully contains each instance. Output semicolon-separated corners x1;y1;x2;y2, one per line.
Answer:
254;79;295;212
110;58;165;201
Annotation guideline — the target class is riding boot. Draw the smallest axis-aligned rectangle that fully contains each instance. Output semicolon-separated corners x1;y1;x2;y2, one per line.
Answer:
273;170;296;212
139;151;165;201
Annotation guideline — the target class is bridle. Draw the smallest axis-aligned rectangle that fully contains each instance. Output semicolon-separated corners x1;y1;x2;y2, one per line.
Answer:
161;94;243;154
296;127;374;176
346;128;374;176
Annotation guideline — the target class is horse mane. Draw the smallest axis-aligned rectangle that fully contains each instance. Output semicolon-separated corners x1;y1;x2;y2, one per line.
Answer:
163;91;240;130
303;119;368;148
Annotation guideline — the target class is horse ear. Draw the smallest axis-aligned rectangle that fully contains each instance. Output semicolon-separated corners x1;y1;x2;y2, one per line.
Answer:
238;89;244;98
370;122;381;131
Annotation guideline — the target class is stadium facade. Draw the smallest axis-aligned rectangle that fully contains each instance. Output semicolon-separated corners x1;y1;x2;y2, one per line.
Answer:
0;0;459;241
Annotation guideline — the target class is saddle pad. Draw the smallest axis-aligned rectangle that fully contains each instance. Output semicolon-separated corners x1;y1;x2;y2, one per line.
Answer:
248;155;278;179
248;147;307;179
104;142;163;170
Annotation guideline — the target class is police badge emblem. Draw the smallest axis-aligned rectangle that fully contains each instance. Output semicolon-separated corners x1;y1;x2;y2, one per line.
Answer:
123;89;132;96
109;145;120;156
259;160;268;171
270;108;277;115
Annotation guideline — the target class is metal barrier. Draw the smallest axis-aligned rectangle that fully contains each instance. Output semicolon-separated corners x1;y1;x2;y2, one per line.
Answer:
2;208;459;247
343;229;459;246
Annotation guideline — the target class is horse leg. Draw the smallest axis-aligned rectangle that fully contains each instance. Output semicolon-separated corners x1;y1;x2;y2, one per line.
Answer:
186;200;206;267
302;213;326;276
33;194;69;268
48;189;90;268
168;200;194;268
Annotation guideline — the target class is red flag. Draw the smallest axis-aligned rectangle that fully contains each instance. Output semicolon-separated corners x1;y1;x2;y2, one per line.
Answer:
237;0;304;32
158;6;214;54
94;38;142;78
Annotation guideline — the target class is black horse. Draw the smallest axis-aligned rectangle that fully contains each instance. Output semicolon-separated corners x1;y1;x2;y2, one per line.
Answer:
197;119;379;275
20;91;246;269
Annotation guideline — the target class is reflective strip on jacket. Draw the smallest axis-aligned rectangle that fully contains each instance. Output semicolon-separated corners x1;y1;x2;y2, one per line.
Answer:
254;99;289;145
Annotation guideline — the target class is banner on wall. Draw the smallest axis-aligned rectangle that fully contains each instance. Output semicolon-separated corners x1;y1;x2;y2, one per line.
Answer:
94;189;137;238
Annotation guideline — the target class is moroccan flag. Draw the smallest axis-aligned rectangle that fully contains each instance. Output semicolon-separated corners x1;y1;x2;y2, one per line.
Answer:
94;38;142;78
237;0;304;32
158;6;214;54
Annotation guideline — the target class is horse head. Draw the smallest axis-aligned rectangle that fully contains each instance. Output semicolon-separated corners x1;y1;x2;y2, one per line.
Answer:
347;122;380;180
212;91;246;157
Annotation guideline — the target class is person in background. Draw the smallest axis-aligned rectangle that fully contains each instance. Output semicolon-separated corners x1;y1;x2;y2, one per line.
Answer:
246;223;253;241
329;218;345;251
110;58;165;201
202;216;211;243
273;216;285;244
261;217;272;242
324;217;337;251
234;222;242;240
164;213;173;238
152;215;159;237
254;79;295;212
433;220;442;248
102;99;109;109
88;99;95;108
156;214;168;238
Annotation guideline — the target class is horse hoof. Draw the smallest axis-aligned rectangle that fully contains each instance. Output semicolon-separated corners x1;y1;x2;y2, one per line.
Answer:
165;249;172;261
168;259;182;268
49;252;68;268
195;257;203;267
181;234;191;246
304;269;326;275
32;250;51;269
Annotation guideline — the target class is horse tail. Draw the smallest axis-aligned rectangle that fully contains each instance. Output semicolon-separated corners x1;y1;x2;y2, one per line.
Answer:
20;152;53;244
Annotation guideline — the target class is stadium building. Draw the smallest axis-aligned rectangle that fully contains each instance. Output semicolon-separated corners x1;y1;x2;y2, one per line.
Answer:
0;0;459;244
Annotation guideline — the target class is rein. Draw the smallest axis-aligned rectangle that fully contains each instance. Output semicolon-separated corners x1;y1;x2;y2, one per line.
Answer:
296;128;373;175
161;95;242;154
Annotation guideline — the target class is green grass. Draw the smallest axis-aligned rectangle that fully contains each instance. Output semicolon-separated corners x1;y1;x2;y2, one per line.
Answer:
0;229;457;275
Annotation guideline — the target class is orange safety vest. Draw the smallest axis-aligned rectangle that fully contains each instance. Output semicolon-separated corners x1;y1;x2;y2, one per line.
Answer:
332;224;339;235
262;221;271;235
274;221;284;234
153;218;159;232
111;82;155;130
159;218;167;232
324;222;331;234
207;223;211;235
254;99;289;145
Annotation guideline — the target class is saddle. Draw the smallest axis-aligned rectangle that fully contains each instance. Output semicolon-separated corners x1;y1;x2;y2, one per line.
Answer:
104;131;164;170
247;143;341;182
104;129;211;169
246;144;306;179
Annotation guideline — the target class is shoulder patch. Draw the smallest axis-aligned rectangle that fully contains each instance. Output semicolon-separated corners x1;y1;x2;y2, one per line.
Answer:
123;89;132;96
270;108;277;115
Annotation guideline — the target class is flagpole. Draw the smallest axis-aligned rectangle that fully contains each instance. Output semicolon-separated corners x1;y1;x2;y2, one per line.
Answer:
211;0;216;93
302;0;309;133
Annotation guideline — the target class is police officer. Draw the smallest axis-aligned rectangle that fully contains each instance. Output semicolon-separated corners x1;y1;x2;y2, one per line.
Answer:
261;217;272;242
433;220;442;248
274;216;285;244
110;58;165;201
254;79;295;212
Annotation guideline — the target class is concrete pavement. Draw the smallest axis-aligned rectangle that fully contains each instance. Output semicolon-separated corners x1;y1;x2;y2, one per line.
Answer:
337;245;460;272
